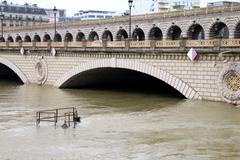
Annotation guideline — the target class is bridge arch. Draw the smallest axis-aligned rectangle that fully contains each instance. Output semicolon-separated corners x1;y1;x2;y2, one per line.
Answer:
149;26;163;40
209;21;229;39
43;34;51;42
55;59;201;100
0;36;5;42
116;28;128;41
187;23;205;40
132;28;145;41
0;57;28;84
7;36;14;42
88;31;99;41
234;22;240;38
33;34;41;42
15;35;22;42
24;35;31;42
54;33;62;42
64;32;73;42
76;32;85;41
102;30;113;41
167;25;182;40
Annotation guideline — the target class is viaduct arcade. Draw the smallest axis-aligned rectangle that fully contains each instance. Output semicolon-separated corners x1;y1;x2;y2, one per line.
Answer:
1;5;240;43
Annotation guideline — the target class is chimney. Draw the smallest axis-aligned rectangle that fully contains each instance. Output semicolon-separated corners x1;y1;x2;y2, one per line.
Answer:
2;1;7;5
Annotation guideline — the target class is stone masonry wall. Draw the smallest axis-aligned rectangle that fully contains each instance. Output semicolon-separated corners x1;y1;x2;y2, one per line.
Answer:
0;51;235;103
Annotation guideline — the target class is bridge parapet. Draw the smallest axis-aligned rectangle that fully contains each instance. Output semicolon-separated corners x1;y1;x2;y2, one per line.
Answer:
1;39;240;53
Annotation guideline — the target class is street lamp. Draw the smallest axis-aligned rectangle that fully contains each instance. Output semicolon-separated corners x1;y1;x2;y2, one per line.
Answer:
128;0;133;40
53;6;58;41
0;6;4;42
0;14;4;40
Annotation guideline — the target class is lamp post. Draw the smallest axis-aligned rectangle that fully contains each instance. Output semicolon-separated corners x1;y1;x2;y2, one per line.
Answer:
128;0;133;40
0;14;4;40
53;6;58;41
0;6;4;42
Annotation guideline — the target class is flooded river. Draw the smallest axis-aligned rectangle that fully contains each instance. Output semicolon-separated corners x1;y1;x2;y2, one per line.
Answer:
0;80;240;160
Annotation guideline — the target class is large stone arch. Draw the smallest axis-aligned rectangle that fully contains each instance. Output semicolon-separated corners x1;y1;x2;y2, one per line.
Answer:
116;28;128;41
102;30;113;41
7;36;14;42
88;31;99;41
209;21;229;39
132;28;145;41
15;35;22;42
76;32;85;41
55;59;201;100
149;26;163;40
33;34;41;42
187;23;205;40
167;25;182;40
43;33;51;42
54;33;62;42
0;57;28;84
64;32;73;42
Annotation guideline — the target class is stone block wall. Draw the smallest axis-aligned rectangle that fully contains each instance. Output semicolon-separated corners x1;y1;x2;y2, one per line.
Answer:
0;50;239;104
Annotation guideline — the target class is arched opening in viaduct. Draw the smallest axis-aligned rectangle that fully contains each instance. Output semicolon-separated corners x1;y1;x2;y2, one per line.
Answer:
64;32;73;42
15;36;22;42
88;31;99;41
76;32;85;41
167;25;182;40
55;60;201;100
116;29;128;41
210;22;229;39
187;24;205;40
24;35;31;42
234;22;240;38
58;68;185;98
149;26;163;40
132;28;145;41
43;34;51;42
33;35;41;42
0;37;5;42
54;33;62;42
102;30;113;41
7;36;14;42
0;57;28;84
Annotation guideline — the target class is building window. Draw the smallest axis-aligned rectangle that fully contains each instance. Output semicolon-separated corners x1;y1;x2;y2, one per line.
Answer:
88;15;95;18
97;15;104;18
105;16;112;18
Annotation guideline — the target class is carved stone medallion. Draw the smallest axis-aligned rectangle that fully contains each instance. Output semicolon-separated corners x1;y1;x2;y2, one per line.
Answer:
219;62;240;104
35;57;48;85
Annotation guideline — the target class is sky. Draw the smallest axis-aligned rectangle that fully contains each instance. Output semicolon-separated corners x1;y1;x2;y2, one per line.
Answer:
3;0;240;16
5;0;129;16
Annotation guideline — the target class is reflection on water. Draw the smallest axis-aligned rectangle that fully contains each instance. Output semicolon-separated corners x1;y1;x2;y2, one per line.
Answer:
0;80;240;160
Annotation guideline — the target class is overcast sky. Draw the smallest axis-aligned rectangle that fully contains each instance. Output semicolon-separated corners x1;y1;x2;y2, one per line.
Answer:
4;0;240;16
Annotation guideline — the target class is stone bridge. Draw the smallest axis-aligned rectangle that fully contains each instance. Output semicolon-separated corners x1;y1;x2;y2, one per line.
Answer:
0;5;239;104
0;40;239;105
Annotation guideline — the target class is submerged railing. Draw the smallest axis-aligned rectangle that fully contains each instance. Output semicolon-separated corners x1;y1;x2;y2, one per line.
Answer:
36;107;81;128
